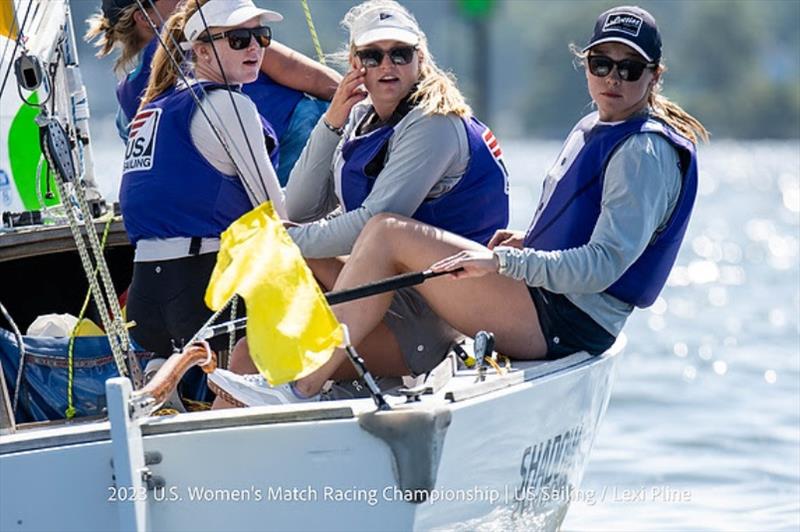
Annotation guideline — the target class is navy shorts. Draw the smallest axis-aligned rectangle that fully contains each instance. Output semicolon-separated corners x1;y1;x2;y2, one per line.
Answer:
127;253;230;356
528;287;615;359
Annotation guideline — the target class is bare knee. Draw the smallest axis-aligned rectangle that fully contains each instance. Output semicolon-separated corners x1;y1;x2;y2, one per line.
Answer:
228;337;257;374
352;213;410;256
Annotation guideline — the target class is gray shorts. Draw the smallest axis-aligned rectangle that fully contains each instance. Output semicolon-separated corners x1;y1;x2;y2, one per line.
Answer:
383;287;463;376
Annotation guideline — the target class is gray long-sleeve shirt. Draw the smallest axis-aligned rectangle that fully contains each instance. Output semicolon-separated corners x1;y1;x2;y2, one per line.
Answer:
285;102;470;258
494;117;682;336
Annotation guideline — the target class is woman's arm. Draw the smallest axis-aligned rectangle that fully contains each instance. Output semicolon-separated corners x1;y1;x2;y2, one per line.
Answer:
287;111;465;258
490;134;681;292
261;41;342;100
285;68;368;223
191;90;285;217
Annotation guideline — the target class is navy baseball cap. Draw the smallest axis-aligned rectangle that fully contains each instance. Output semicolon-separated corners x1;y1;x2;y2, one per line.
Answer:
102;0;155;25
582;5;662;63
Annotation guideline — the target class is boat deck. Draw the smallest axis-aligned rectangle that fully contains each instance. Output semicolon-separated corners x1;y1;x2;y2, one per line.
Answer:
0;338;624;455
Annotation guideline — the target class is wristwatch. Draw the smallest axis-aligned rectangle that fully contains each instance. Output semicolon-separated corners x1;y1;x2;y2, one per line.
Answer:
494;249;509;274
322;118;344;136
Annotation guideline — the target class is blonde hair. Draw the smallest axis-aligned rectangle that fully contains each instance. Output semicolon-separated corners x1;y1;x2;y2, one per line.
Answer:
341;0;472;117
571;45;709;144
647;67;709;144
141;0;210;107
85;5;143;74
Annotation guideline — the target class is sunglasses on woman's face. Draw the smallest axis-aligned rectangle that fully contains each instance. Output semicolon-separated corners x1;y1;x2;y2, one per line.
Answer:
355;46;417;68
587;55;655;82
201;26;272;51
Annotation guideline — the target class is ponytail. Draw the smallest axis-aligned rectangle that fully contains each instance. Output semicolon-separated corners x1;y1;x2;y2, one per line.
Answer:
85;6;143;75
140;0;209;107
409;39;472;118
648;70;709;144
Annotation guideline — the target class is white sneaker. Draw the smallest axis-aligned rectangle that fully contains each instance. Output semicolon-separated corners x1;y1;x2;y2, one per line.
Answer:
208;369;317;407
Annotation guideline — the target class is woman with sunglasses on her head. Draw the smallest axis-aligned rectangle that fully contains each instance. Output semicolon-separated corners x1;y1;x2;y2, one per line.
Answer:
211;5;708;406
208;0;509;407
118;0;286;381
87;0;342;184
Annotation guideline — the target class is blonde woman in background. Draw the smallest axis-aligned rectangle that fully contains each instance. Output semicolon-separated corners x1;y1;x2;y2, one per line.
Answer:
210;0;511;407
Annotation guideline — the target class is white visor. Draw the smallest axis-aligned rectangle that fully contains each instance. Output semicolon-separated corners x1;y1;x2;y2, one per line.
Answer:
181;0;282;50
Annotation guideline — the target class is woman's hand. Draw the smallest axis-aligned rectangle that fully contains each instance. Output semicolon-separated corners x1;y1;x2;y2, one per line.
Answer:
323;67;368;129
487;229;525;250
430;249;499;280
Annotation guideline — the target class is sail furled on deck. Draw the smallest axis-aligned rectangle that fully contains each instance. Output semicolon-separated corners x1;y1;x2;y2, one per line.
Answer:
205;203;342;385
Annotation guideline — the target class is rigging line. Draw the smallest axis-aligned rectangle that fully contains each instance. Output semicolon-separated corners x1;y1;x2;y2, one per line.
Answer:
135;2;267;204
134;0;268;204
137;0;269;203
300;0;326;65
134;1;260;194
0;0;21;76
0;0;33;99
193;0;276;208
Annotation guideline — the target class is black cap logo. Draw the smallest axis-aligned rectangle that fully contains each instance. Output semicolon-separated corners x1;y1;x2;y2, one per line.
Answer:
379;12;392;21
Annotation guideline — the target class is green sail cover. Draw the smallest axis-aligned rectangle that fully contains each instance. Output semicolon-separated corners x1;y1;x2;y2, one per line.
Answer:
8;92;62;210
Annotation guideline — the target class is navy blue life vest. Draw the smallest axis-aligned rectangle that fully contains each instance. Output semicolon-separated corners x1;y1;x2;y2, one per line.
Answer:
116;38;159;123
116;39;304;144
119;82;279;245
523;112;698;308
242;72;305;140
339;114;509;245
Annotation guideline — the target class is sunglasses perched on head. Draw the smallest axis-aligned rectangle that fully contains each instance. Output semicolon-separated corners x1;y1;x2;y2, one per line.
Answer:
587;55;655;82
200;26;272;51
355;46;417;68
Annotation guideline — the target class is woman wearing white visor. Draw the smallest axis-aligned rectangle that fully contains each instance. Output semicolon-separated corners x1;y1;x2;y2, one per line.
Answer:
119;0;285;378
210;0;511;407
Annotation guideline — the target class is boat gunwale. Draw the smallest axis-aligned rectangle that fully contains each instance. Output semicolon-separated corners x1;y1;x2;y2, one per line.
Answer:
0;348;620;456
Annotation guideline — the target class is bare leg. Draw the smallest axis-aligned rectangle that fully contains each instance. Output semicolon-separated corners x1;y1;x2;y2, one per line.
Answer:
294;214;546;396
306;257;346;291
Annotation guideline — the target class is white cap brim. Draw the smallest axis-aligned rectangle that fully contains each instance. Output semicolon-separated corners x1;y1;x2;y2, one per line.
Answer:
182;0;282;50
354;27;419;47
582;37;653;62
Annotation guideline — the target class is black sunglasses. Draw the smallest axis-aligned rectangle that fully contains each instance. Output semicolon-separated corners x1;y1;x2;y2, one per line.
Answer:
200;26;272;51
355;46;418;68
587;55;655;82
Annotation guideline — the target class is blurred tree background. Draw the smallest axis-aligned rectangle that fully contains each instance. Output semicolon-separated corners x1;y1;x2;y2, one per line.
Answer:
72;0;800;139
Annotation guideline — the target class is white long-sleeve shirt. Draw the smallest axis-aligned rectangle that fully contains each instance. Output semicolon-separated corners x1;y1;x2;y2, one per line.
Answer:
188;82;286;218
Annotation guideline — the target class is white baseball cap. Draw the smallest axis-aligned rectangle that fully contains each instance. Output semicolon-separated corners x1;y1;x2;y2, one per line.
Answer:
182;0;282;50
351;6;420;47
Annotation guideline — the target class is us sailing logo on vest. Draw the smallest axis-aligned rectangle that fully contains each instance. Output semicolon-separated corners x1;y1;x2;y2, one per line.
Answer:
123;108;162;172
602;13;642;36
482;128;510;193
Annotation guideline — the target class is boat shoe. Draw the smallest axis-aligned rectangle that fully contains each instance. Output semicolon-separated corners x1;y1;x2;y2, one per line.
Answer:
208;369;318;407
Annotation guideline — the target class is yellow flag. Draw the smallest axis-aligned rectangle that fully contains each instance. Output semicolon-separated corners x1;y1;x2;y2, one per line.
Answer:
0;1;17;40
205;203;342;385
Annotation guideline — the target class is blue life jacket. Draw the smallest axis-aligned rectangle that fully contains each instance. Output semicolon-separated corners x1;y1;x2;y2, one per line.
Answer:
338;114;509;245
243;72;305;140
116;37;159;123
119;82;279;245
116;39;303;143
523;112;698;308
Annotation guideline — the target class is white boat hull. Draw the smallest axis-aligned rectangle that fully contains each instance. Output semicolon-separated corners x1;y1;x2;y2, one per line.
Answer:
1;348;619;531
